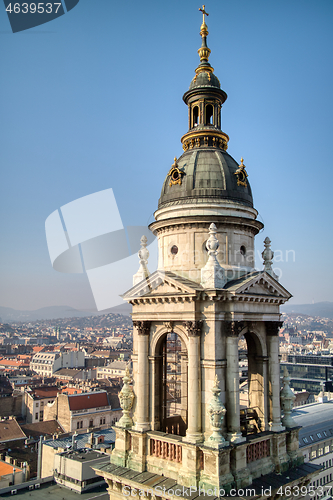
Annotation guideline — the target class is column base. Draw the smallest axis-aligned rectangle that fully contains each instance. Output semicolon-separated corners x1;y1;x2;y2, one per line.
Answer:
185;431;204;444
269;421;285;432
134;423;150;432
227;432;246;444
204;437;229;450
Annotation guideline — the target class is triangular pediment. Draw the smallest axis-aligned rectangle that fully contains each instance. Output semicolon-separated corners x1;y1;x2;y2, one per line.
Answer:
122;270;203;301
225;271;292;300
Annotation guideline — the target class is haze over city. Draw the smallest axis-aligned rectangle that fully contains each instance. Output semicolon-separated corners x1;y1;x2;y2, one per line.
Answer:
1;0;333;311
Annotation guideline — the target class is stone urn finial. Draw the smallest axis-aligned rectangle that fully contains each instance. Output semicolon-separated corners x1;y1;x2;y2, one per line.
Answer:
280;366;296;428
262;236;278;280
207;375;227;447
117;367;135;428
201;223;225;289
133;235;150;286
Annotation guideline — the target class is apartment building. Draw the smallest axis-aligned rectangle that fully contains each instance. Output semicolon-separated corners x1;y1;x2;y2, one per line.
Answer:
30;350;85;377
96;360;128;380
43;390;112;432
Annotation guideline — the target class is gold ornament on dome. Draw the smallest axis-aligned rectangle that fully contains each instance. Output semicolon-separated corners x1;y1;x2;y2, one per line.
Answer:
234;158;248;187
167;157;184;187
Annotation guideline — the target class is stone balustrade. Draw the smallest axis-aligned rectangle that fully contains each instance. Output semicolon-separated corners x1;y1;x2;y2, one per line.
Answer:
148;433;182;463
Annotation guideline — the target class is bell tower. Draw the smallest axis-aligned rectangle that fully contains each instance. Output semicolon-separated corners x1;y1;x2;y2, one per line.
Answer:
95;7;320;499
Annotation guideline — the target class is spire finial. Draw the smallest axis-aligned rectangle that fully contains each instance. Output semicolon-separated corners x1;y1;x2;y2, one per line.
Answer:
197;5;212;70
199;5;209;25
262;237;278;280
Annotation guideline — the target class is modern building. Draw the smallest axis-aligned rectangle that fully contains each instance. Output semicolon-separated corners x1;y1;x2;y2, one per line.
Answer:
41;428;115;479
52;449;108;493
294;402;333;499
95;9;319;500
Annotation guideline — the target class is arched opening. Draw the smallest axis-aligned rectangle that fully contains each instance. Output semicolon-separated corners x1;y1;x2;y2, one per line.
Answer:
192;106;199;127
160;332;188;436
239;331;266;436
205;104;214;125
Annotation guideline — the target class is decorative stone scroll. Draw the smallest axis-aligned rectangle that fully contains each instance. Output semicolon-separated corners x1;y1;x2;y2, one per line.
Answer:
265;321;283;336
183;320;203;337
117;367;135;428
163;321;174;332
224;320;246;337
133;320;151;336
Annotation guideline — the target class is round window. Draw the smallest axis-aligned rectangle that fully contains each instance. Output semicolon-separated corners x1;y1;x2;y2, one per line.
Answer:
171;245;178;255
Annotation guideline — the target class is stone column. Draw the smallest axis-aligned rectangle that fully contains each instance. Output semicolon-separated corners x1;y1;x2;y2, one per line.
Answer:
225;321;245;443
180;351;188;423
184;321;203;443
266;321;284;432
133;321;151;432
149;355;162;431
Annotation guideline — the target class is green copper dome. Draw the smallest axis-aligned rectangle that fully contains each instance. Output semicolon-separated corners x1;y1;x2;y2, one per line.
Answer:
189;71;221;90
158;149;253;209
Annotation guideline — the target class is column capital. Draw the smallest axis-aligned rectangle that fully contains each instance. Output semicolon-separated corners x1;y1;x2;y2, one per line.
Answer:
265;321;283;336
133;320;151;336
183;320;203;337
224;320;246;337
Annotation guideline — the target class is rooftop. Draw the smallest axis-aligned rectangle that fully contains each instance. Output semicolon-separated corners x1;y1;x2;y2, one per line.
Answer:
0;482;108;499
68;391;109;411
58;449;108;463
44;427;115;450
0;461;22;475
293;401;333;447
0;417;26;442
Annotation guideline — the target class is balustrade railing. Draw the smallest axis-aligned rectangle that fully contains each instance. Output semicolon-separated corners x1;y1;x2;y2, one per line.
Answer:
247;438;270;463
149;437;182;463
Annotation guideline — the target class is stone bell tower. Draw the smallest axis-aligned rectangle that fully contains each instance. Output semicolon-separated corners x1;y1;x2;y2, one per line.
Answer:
95;7;319;499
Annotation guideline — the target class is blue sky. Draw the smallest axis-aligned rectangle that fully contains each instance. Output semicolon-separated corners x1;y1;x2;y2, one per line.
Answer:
1;0;333;311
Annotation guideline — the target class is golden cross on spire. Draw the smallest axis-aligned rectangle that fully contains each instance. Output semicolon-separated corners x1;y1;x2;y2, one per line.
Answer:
199;5;209;24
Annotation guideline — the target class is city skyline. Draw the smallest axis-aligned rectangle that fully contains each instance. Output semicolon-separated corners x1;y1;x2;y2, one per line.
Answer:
1;0;333;311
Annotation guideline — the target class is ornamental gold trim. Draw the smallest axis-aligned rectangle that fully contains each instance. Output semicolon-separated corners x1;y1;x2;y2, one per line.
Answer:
234;158;248;187
167;157;185;187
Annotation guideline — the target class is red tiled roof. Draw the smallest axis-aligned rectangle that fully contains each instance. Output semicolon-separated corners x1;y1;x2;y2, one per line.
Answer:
68;392;109;411
0;359;29;368
33;346;45;352
60;387;83;395
0;462;22;475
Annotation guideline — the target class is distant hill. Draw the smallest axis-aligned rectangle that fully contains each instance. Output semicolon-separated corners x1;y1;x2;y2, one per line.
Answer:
0;303;131;323
281;302;333;320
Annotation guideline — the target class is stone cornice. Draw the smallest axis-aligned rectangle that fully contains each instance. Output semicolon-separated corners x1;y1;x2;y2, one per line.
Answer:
149;215;263;236
129;292;286;306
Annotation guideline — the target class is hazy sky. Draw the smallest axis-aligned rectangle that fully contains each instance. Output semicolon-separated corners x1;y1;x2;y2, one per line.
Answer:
1;0;333;311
